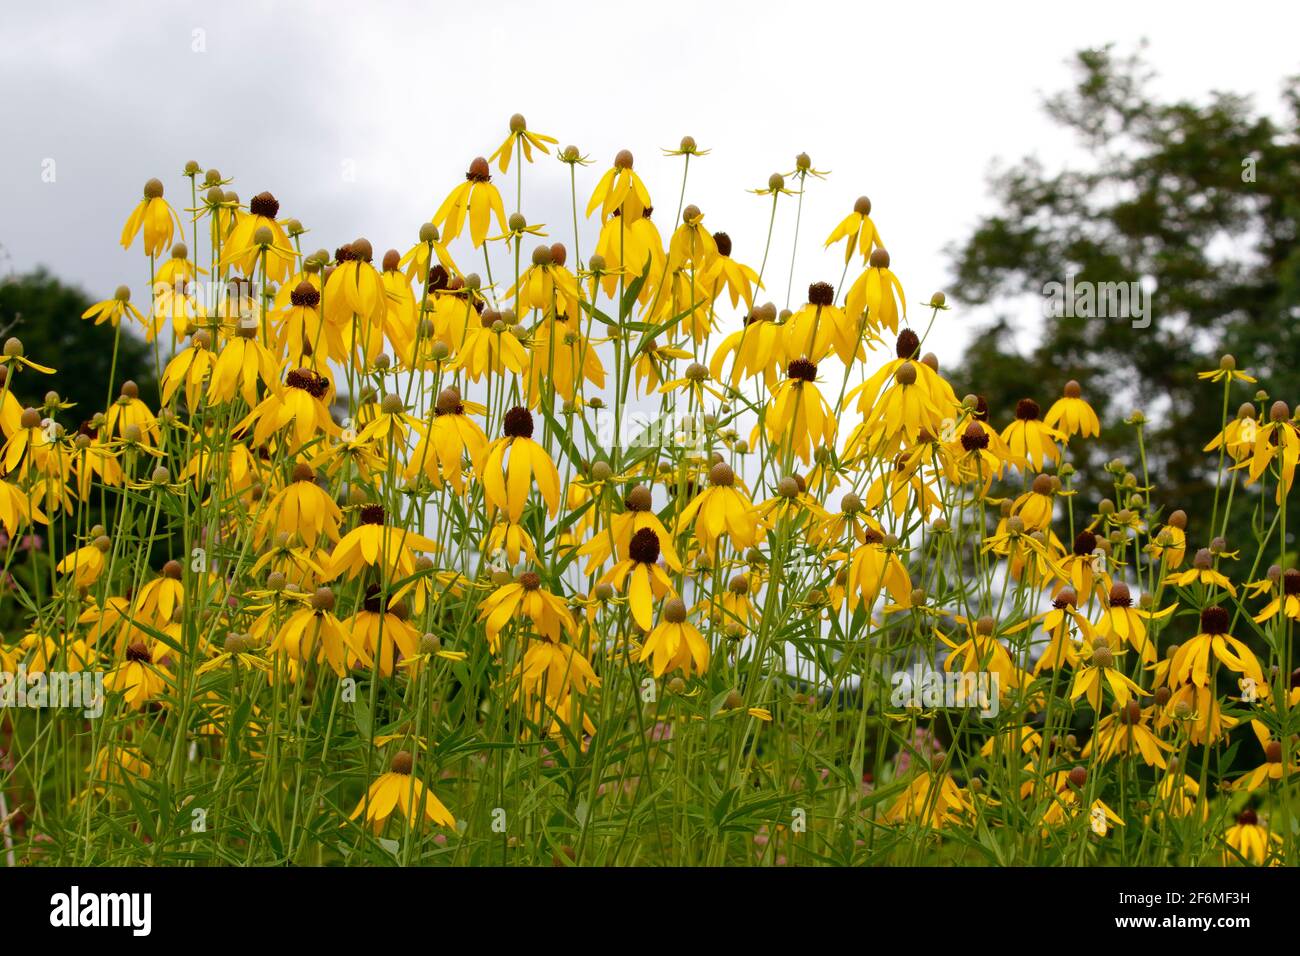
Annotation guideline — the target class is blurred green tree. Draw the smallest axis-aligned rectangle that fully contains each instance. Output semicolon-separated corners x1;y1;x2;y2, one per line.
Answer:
948;46;1300;551
0;267;156;430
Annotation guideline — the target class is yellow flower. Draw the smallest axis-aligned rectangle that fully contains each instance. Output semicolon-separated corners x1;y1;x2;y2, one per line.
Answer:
434;157;508;248
103;642;170;710
1197;354;1256;385
82;285;146;329
323;240;387;329
576;484;682;575
1070;640;1143;712
824;196;884;264
1252;567;1300;624
237;367;339;451
324;504;439;582
271;588;369;678
882;771;970;829
1000;398;1066;470
208;328;280;406
755;359;837;466
1083;701;1174;767
1222;809;1282;865
120;178;182;257
480;407;562;523
162;331;220;412
709;303;785;387
489;113;558;173
639;598;709;678
405;387;487;493
348;749;455;833
844;248;905;335
1169;605;1265;691
55;538;110;589
597;528;675;631
1043;380;1101;438
674;462;758;556
701;232;761;310
258;462;341;548
218;191;297;284
587;150;652;223
478;571;576;652
1236;720;1298;791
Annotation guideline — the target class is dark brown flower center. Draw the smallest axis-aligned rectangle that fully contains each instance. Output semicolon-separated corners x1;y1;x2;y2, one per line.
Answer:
1015;398;1041;422
712;232;732;257
1200;605;1229;635
360;504;386;525
807;282;834;307
787;358;817;382
285;368;328;398
1073;531;1097;557
249;191;279;218
290;282;320;308
503;406;534;439
628;528;661;565
895;329;920;360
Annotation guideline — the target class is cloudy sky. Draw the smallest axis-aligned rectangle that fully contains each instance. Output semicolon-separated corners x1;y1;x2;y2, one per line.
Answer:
1;0;1296;368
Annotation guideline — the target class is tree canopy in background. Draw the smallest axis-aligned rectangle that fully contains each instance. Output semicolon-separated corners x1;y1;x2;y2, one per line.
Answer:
0;267;155;431
949;45;1300;550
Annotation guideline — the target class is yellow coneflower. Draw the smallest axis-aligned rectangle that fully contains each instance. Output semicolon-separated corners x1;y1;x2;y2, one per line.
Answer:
939;615;1019;694
238;367;339;450
103;642;169;710
348;589;421;677
323;503;439;583
587;150;651;223
783;282;864;366
675;462;758;557
824;196;885;264
1236;720;1298;791
82;285;147;329
576;484;681;575
1222;808;1282;865
348;749;456;833
1070;640;1143;711
1044;379;1101;438
404;387;487;493
120;178;182;257
844;247;905;335
1170;604;1265;692
0;477;45;536
709;303;785;387
1000;398;1066;470
757;359;837;466
640;597;709;678
1150;509;1188;568
1094;582;1176;665
1084;701;1174;768
597;528;675;631
490;113;558;173
478;571;576;652
271;587;368;678
1197;354;1256;385
219;190;297;284
54;534;111;589
258;462;341;548
1252;567;1300;624
209;326;280;406
160;329;217;410
434;157;508;248
701;232;761;310
104;381;161;447
480;407;561;523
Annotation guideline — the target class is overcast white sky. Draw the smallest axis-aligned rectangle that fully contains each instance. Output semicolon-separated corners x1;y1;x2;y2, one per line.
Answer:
1;0;1296;368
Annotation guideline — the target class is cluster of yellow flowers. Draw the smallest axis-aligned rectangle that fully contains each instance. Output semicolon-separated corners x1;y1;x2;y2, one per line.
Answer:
0;116;1295;865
